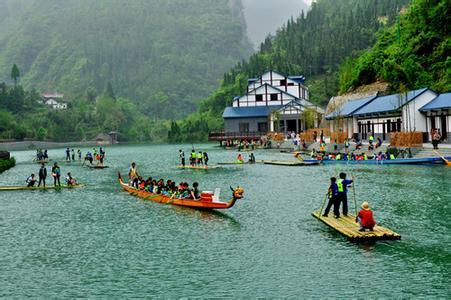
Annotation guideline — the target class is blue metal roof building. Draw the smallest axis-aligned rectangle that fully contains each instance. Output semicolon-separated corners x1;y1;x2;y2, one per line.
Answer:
222;106;283;119
325;95;377;120
420;92;451;111
353;88;429;116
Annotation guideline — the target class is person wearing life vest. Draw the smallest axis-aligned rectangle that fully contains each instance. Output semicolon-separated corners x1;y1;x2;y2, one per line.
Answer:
323;177;339;218
128;162;139;188
190;150;196;166
237;153;243;163
197;151;203;166
336;172;353;217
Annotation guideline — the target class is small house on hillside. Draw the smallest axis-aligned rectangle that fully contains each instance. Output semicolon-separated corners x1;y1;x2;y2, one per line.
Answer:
42;93;67;110
326;88;450;142
215;71;324;140
95;132;119;145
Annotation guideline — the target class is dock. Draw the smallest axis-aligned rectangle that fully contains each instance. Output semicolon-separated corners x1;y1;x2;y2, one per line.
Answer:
312;211;401;241
261;160;320;166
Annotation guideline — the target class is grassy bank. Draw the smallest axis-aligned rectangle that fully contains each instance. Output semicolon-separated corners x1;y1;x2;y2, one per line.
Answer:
0;157;16;173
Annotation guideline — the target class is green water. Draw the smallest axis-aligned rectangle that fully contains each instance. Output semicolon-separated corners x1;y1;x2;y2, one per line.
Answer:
1;144;450;297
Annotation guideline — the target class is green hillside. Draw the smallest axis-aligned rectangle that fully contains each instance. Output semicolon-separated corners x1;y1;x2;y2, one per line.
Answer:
0;0;252;119
339;0;450;93
170;0;410;141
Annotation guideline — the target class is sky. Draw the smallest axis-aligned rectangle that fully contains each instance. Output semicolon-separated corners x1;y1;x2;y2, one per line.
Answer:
242;0;311;47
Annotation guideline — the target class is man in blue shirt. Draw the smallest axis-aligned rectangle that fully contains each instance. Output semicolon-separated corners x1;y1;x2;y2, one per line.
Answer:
322;177;339;218
336;172;353;217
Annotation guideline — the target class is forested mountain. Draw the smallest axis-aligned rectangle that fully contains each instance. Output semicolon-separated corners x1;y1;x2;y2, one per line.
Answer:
170;0;410;141
0;0;252;119
339;0;450;93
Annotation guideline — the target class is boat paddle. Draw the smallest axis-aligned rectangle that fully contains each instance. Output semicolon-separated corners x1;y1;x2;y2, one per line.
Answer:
433;150;450;165
351;173;357;216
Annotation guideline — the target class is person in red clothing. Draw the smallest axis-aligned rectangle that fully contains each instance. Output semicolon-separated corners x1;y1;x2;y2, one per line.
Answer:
356;201;376;232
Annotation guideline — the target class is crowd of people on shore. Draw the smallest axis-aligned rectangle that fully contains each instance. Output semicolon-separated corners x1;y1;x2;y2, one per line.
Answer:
128;162;200;200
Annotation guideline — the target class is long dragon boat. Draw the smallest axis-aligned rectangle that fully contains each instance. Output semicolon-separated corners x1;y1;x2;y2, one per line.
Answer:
118;173;244;210
0;184;84;191
302;156;451;165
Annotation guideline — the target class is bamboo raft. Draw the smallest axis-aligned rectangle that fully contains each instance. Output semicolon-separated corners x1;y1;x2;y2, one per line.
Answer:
217;162;247;165
312;211;401;241
261;160;321;166
0;184;84;191
87;165;109;169
177;165;221;170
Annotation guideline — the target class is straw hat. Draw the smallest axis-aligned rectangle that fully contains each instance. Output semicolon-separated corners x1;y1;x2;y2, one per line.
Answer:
361;201;370;210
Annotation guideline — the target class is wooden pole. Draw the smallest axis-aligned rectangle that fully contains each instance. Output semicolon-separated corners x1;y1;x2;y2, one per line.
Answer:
318;193;329;218
352;175;357;216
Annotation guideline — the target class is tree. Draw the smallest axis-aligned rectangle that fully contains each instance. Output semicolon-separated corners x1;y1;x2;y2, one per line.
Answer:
105;81;116;100
11;64;20;86
36;127;47;141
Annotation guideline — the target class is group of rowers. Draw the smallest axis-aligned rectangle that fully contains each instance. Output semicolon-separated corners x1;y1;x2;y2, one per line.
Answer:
26;162;77;188
178;149;209;167
310;149;396;161
128;162;200;200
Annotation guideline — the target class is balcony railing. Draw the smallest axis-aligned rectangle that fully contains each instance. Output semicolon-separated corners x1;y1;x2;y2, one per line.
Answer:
208;131;267;141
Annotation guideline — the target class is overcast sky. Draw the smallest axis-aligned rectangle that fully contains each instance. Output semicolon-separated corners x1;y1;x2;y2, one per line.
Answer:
242;0;311;48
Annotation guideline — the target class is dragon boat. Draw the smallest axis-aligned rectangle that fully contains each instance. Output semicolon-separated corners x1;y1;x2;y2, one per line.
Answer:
118;173;244;210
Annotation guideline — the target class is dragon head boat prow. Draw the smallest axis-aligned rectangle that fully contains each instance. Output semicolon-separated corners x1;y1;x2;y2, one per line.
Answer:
230;186;244;199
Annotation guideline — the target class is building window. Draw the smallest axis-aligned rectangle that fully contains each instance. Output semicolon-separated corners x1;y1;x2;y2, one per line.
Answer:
258;122;268;133
280;79;286;86
270;94;278;101
287;82;294;86
256;94;263;102
239;122;249;133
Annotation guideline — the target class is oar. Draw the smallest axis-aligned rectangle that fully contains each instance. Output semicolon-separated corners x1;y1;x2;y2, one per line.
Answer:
351;174;357;216
318;192;329;218
433;150;450;165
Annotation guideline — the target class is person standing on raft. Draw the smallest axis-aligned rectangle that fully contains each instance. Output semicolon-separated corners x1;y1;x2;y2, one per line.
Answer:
356;201;376;231
336;172;353;217
38;163;47;188
51;162;61;187
322;177;339;218
179;150;185;167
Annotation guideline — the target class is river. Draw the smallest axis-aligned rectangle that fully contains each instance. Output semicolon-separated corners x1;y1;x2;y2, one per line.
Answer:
0;144;449;297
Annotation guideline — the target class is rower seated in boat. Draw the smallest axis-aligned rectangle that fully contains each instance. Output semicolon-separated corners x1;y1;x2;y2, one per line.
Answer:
248;153;256;163
66;172;77;186
26;174;37;187
356;201;376;232
190;182;200;200
237;153;244;163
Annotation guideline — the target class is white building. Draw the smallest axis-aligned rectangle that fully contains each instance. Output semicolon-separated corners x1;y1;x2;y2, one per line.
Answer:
326;88;450;142
222;71;324;137
42;93;67;110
